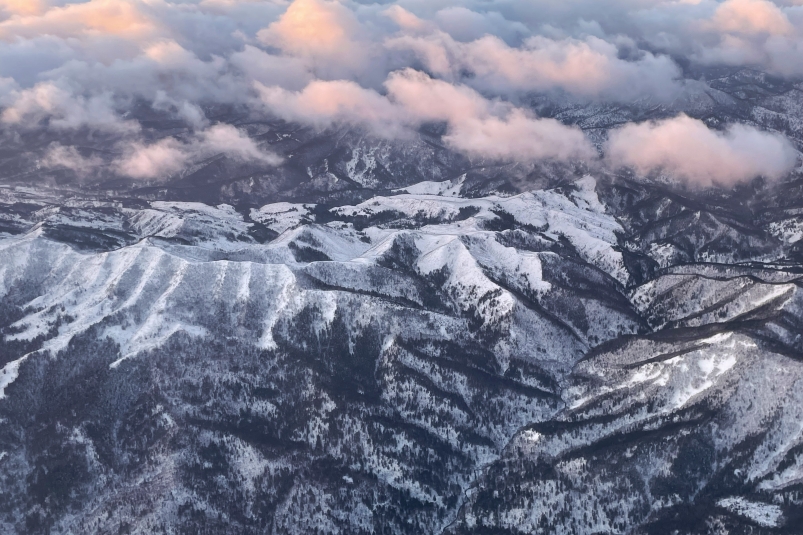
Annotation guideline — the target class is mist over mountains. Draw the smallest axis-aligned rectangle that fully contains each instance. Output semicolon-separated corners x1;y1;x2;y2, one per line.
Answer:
1;1;803;534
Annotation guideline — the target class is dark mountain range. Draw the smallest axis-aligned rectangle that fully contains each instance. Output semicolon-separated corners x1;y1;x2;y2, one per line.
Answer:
0;67;802;534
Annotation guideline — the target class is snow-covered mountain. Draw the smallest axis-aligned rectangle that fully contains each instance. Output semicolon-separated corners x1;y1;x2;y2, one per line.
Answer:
1;67;803;535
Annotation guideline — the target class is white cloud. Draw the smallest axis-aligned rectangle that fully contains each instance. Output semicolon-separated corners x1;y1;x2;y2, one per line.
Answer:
0;0;799;179
0;0;158;41
386;27;683;101
605;114;798;186
1;81;138;132
256;0;372;76
114;124;281;180
115;137;189;180
40;143;103;176
257;0;359;56
255;78;408;135
709;0;793;35
229;44;312;90
257;68;596;162
199;124;283;165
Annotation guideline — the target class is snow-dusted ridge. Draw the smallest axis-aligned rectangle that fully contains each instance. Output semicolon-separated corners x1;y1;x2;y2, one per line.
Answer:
0;176;634;371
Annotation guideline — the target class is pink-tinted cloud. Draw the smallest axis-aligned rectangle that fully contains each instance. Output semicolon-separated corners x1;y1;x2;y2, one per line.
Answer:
255;79;407;135
386;28;682;101
40;143;103;177
257;68;596;163
0;0;158;41
114;124;281;180
691;0;803;74
0;0;48;17
199;124;283;166
115;137;188;180
384;68;489;123
605;114;798;186
387;71;594;161
0;0;799;181
1;81;138;132
446;110;596;163
256;0;366;68
709;0;793;35
382;5;431;34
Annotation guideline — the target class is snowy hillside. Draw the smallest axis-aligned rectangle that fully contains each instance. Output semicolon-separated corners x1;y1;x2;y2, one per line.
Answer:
1;157;803;534
0;59;802;535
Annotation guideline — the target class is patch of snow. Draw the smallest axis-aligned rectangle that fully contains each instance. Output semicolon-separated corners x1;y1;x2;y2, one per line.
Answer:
465;234;552;296
647;242;679;269
126;209;183;238
758;452;803;491
345;146;380;187
716;497;783;528
769;218;803;244
257;265;297;350
668;349;737;409
416;234;516;326
570;176;605;214
251;202;313;234
0;356;27;400
395;175;466;197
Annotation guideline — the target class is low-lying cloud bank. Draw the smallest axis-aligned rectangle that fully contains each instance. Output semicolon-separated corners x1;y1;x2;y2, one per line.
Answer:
0;0;800;186
606;115;799;186
256;69;597;162
40;124;282;180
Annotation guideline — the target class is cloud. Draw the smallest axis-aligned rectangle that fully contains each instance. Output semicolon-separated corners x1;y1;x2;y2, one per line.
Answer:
114;124;281;179
627;0;803;75
257;0;357;54
383;68;489;123
255;78;407;135
445;110;596;162
199;124;283;166
257;68;596;162
673;0;803;73
152;91;209;129
709;0;793;35
0;0;158;40
229;44;312;90
0;0;799;182
40;143;103;176
256;0;370;74
382;5;431;34
115;137;188;179
0;0;48;17
36;39;247;110
0;1;797;104
386;28;683;101
1;81;138;132
433;7;529;43
605;115;798;186
0;75;17;103
386;69;596;160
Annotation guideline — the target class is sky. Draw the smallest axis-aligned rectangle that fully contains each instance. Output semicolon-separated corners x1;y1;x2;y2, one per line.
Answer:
0;0;800;186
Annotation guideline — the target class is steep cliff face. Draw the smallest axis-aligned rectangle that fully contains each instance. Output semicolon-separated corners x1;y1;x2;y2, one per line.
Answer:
1;68;802;535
